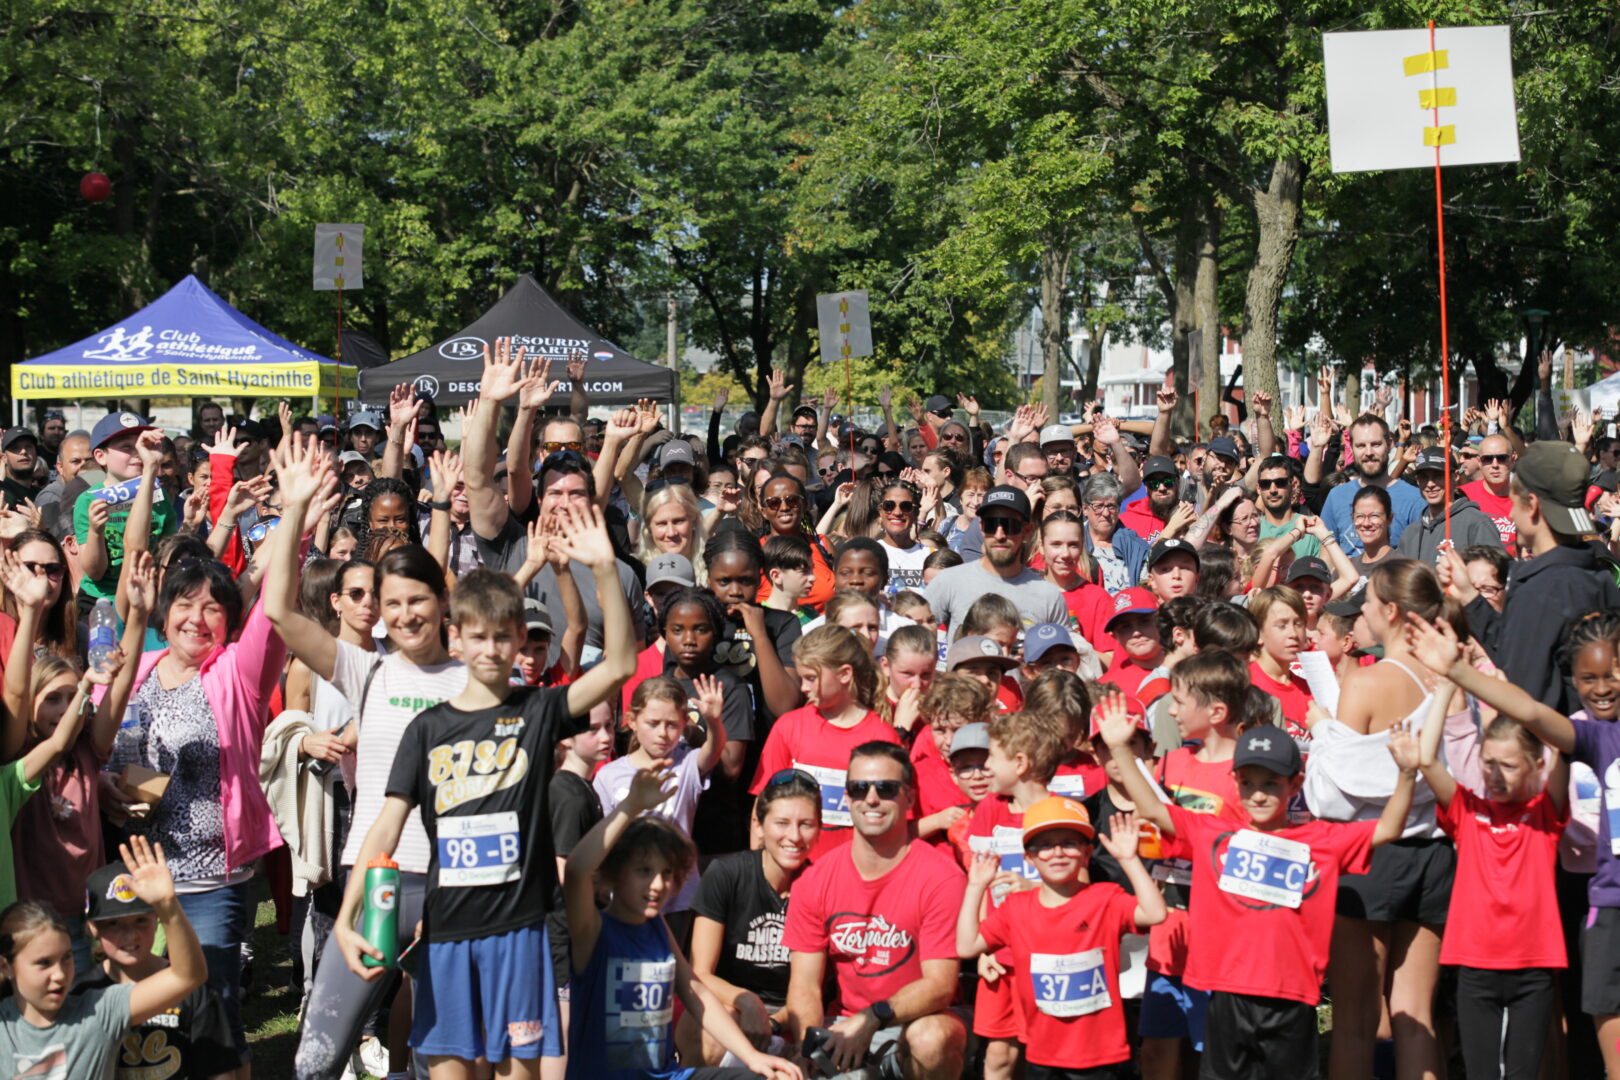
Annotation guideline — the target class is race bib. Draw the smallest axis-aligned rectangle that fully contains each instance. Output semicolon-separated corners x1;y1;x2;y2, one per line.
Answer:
1573;762;1600;823
1604;761;1620;856
795;761;850;827
436;811;521;888
1030;948;1111;1018
606;957;675;1069
970;825;1038;904
1218;830;1311;908
1047;774;1088;799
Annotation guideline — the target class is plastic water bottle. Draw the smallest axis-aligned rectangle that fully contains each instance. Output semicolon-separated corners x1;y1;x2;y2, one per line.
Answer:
360;853;400;969
88;598;117;672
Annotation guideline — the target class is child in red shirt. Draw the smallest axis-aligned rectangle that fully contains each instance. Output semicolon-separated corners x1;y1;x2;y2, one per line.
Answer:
909;674;994;841
1101;702;1416;1077
1099;588;1165;701
945;723;995;863
963;711;1071;1080
750;625;901;859
958;796;1168;1080
1247;586;1315;751
957;596;1026;711
944;635;1021;712
1027;670;1105;801
1393;697;1569;1080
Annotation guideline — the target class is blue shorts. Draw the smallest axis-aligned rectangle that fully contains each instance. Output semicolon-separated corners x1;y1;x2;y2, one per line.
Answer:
410;923;562;1062
1138;972;1208;1050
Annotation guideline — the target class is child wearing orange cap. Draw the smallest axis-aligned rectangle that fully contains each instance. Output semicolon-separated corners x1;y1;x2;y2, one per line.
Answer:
958;796;1167;1080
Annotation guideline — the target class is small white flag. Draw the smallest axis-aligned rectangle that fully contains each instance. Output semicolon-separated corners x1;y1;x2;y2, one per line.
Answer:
815;290;873;365
313;224;365;291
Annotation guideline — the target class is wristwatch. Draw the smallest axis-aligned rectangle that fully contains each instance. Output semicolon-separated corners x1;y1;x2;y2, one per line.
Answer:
869;1000;895;1027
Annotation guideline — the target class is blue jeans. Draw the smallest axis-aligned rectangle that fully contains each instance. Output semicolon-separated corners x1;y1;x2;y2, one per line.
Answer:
177;878;255;1058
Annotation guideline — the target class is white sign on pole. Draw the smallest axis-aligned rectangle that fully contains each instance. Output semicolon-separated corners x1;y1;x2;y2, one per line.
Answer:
313;224;364;291
1323;26;1520;174
815;290;873;365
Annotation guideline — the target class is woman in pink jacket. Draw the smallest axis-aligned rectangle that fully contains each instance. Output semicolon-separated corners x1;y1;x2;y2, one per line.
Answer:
108;551;288;1065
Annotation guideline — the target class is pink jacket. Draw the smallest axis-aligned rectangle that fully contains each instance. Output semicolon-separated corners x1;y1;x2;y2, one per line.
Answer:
117;599;286;875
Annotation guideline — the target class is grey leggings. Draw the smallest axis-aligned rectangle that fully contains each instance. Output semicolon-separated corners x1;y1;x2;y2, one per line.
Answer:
293;871;429;1080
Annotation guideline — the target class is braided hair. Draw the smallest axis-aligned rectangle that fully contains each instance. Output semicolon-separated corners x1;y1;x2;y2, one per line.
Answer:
355;477;420;561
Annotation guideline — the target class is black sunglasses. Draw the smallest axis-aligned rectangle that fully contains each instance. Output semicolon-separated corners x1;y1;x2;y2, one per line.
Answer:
1146;476;1177;490
981;514;1023;535
846;779;905;800
881;499;917;514
763;494;803;510
1256;477;1291;490
22;561;64;580
338;587;372;602
1480;454;1511;465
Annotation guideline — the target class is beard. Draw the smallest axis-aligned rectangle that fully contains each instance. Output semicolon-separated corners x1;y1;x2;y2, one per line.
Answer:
986;541;1021;568
1357;456;1387;481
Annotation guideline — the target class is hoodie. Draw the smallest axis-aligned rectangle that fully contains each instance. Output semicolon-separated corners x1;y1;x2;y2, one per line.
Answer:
1394;494;1503;564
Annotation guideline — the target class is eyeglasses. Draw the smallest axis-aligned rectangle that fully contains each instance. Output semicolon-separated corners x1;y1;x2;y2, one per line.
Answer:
763;495;803;511
246;517;282;543
1013;471;1045;483
1476;584;1504;598
1146;477;1178;491
952;761;991;777
1256;477;1290;490
846;779;905;801
1025;836;1088;855
1352;513;1387;524
881;500;917;514
542;440;583;455
1085;502;1120;514
981;514;1023;535
22;561;63;580
338;587;373;602
1480;454;1512;465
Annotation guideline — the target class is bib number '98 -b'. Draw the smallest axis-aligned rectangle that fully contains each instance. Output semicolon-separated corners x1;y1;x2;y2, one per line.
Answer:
436;811;521;887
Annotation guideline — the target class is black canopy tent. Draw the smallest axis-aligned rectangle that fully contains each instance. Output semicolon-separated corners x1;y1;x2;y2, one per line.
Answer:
358;274;675;408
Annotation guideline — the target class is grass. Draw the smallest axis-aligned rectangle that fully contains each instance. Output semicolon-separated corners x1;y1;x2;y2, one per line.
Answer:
242;895;305;1078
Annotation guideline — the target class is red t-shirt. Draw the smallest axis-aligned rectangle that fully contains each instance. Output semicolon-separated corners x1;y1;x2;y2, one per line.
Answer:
1119;501;1168;545
1063;583;1118;654
979;885;1143;1069
1438;788;1567;969
1249;661;1314;751
1461;480;1517;554
1146;747;1243;976
967;796;1043;965
995;678;1023;714
911;727;969;820
782;839;966;1015
1048;752;1104;802
1100;653;1163;700
750;705;902;859
620;642;667;714
1163;805;1376;1005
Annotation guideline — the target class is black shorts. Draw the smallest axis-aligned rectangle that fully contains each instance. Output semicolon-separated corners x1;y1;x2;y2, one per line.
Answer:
1336;836;1455;924
1026;1063;1130;1080
1199;991;1318;1080
1581;905;1620;1016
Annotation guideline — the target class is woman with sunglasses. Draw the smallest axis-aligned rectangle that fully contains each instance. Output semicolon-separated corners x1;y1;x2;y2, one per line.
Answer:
676;769;821;1066
876;479;929;591
0;529;75;661
754;472;835;612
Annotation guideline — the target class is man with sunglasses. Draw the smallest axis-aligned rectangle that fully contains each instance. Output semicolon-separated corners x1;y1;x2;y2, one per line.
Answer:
1120;455;1186;544
784;742;968;1080
925;486;1068;639
1395;446;1504;564
1253;455;1321;559
1460;433;1519;553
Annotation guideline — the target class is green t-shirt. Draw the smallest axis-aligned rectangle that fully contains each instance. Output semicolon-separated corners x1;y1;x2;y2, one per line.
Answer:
73;481;178;601
0;757;42;909
1257;512;1321;559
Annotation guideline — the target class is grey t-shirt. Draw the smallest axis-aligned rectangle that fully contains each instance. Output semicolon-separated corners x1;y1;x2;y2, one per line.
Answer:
0;981;132;1080
474;510;649;649
925;559;1069;639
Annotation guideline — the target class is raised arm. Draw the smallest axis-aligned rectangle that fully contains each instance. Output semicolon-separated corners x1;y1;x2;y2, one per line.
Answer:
465;341;547;540
508;357;563;521
1096;811;1170;927
425;450;460;570
689;674;730;776
123;838;208;1024
379;383;416;481
1248;531;1297;591
591;409;640;511
815;387;835;452
93;551;155;757
1098;694;1172;832
759;370;789;438
1304;516;1358;598
560;503;638;716
956;851;997;958
262;436;342;682
113;431;165;623
1406;614;1576;753
1149;375;1177;458
566;352;589;422
566;762;676;971
0;549;46;760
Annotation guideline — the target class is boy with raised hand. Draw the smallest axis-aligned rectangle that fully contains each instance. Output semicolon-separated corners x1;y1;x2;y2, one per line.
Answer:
334;502;637;1079
1098;698;1416;1078
74;415;174;619
964;711;1070;1080
958;797;1167;1080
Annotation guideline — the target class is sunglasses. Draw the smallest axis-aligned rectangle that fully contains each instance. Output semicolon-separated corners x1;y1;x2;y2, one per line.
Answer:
763;495;803;511
22;561;63;580
246;517;282;543
846;779;905;801
541;450;586;471
940;431;967;442
1146;476;1178;490
819;464;839;476
881;500;917;514
1480;454;1511;465
766;767;819;788
1256;477;1291;490
338;587;373;602
542;440;583;454
980;514;1023;536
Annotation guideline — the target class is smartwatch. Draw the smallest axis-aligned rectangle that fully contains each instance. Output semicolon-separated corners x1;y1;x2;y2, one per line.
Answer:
870;1000;895;1027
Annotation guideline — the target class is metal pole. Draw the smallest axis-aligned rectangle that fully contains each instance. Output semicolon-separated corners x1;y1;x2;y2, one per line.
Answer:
667;286;681;435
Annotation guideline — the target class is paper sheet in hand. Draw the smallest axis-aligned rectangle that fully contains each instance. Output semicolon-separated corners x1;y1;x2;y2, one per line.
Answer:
1296;651;1340;718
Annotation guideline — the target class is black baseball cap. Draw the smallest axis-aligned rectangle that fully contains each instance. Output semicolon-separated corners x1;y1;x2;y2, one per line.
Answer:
925;395;952;416
1324;586;1366;619
1147;537;1200;570
1;428;36;451
1515;441;1594;536
1285;556;1332;584
979;485;1032;521
1143;455;1178;480
1207;436;1240;462
84;860;152;922
1412;446;1450;474
1233;724;1302;778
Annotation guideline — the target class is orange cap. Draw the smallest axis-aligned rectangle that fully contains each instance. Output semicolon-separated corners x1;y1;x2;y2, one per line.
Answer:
367;853;399;870
1021;796;1096;844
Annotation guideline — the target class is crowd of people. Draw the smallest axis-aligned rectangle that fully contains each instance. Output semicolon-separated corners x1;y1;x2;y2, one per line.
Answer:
0;344;1613;1080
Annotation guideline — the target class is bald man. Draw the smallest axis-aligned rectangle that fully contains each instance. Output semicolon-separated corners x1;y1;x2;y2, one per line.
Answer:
35;431;92;525
1460;433;1518;553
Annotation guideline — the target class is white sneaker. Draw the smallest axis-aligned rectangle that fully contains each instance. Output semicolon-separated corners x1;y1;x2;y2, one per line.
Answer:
357;1036;390;1079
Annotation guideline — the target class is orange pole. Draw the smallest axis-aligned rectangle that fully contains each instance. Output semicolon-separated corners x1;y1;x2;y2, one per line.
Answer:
1429;19;1453;545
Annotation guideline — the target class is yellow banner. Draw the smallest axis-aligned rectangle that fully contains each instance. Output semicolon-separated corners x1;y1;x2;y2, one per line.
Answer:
12;362;358;400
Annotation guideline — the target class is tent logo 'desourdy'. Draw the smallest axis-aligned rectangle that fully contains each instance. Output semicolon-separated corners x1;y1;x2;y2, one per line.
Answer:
439;336;487;361
83;326;155;362
413;375;441;398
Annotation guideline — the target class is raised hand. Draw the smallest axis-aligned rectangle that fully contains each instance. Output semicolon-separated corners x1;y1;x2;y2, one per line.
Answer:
428;450;463;504
833;481;856;506
822;386;837;412
1092;414;1120;446
957;392;980;418
1160;501;1199;539
478;337;531;402
967;849;999;888
1483;398;1504;425
566;350;587;384
126;550;157;614
551;502;615;571
120;836;177;909
387;383;415;433
636;398;662;435
1250;391;1272;419
1285;404;1306;432
1006;404;1037;444
1404;614;1461;675
1573;408;1595;451
205;425;240;459
878;385;892;410
1094;691;1136;749
1310;409;1335;446
273;432;332;508
1538;350;1553;382
1157;374;1179;415
1387;728;1422;773
1373;384;1395;411
693;674;725;726
518;356;560;411
135;429;166;471
0;548;49;610
767;369;791;402
625;760;678;814
1098;811;1146;863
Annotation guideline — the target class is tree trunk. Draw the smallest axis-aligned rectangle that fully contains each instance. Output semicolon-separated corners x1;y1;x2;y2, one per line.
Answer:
1469;351;1509;404
1039;243;1072;420
1239;156;1305;438
1169;208;1198;440
782;282;815;415
1194;197;1221;442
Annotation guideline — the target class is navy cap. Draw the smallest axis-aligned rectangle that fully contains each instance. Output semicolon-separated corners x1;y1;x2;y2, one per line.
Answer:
1207;436;1240;462
1147;537;1200;570
1233;724;1303;778
1285;556;1332;584
1023;623;1078;664
925;395;952;415
89;411;155;450
979;485;1032;521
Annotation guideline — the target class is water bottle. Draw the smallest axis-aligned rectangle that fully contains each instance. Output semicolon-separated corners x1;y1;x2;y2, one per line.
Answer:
88;598;117;672
360;853;400;969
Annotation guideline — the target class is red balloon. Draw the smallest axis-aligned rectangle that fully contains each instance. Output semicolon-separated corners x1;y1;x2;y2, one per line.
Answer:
79;172;111;202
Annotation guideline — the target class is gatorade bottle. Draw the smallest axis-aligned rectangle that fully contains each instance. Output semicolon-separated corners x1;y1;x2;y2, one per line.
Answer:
360;853;400;969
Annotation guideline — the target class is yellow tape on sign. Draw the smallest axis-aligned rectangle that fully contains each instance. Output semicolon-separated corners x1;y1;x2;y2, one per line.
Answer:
1423;125;1457;146
1418;87;1458;109
1403;50;1449;76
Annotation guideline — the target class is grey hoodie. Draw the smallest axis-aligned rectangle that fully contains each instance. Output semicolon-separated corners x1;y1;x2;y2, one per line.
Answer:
1394;493;1504;564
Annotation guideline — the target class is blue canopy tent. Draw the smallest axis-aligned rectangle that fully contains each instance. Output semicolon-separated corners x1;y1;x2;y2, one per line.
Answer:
12;274;356;401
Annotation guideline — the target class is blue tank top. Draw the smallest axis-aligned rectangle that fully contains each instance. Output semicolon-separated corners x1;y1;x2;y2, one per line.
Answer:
567;912;693;1080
